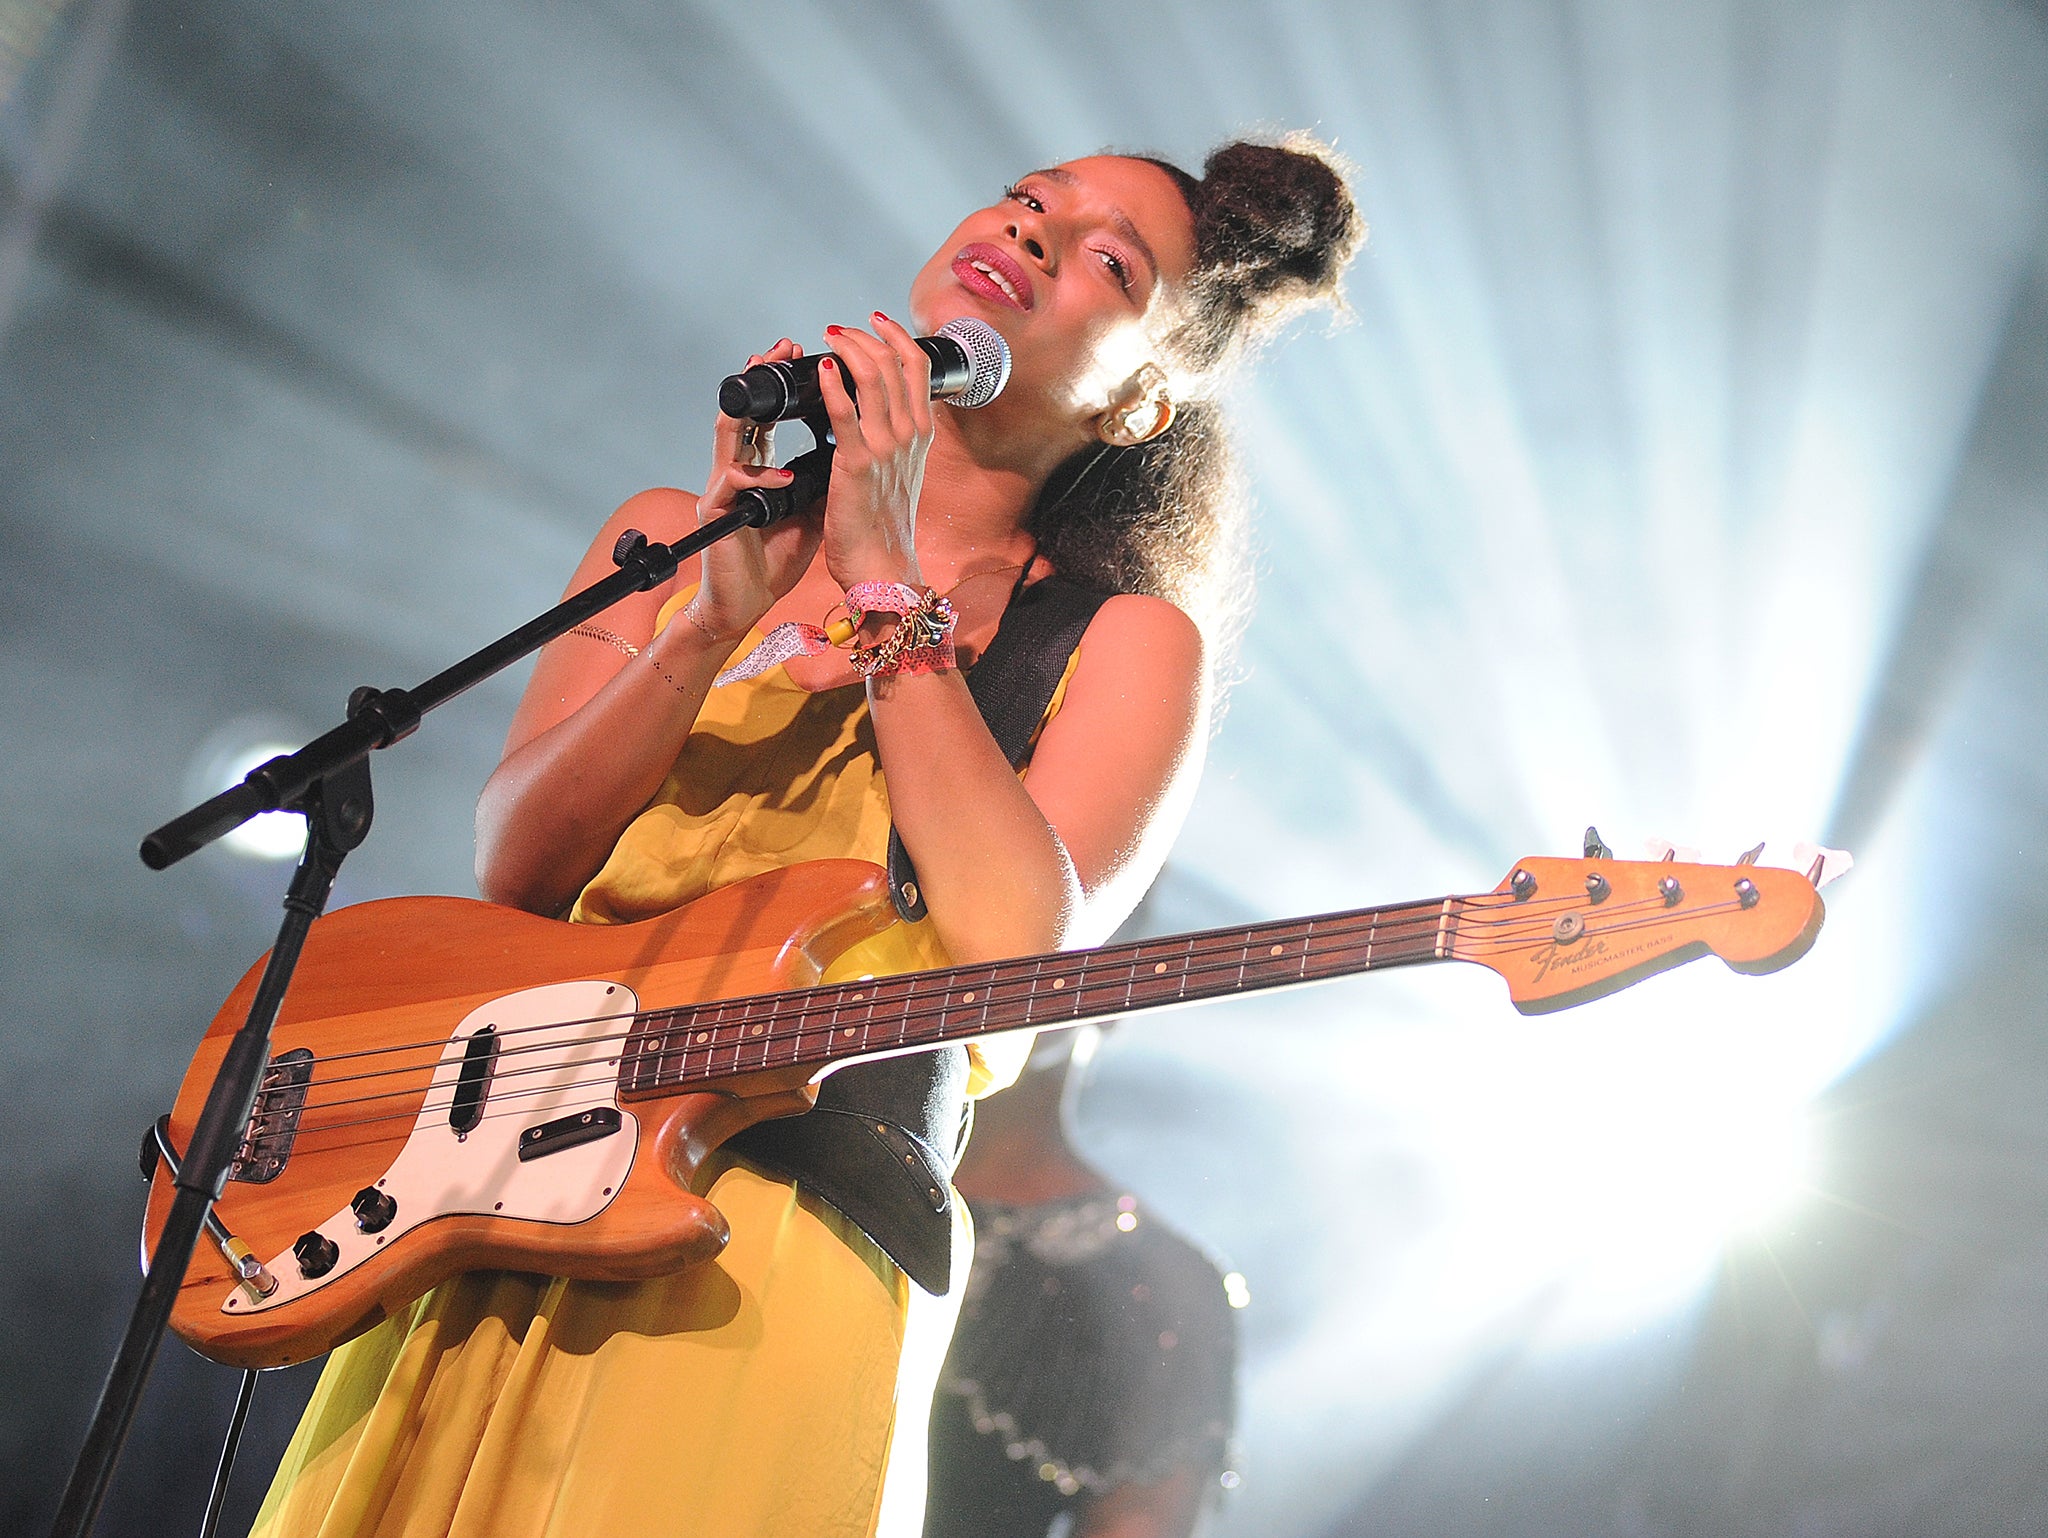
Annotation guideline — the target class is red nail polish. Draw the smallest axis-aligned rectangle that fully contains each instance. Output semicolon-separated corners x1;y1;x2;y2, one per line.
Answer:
820;357;835;370
825;325;842;335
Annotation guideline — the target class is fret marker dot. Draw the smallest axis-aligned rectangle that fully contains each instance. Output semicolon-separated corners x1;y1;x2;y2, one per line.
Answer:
840;1028;854;1038
751;1024;764;1036
851;992;864;1001
1154;963;1167;974
962;992;975;1003
695;1032;709;1045
1270;944;1283;956
1052;978;1065;989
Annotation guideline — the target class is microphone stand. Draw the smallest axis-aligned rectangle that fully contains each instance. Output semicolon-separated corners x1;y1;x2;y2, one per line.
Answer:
49;429;834;1538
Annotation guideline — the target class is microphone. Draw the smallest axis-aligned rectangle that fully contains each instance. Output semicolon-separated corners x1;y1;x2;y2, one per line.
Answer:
718;318;1012;423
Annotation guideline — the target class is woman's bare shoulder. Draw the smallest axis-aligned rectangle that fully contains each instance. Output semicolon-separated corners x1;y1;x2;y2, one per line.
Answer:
1033;591;1206;752
1078;592;1205;683
593;486;700;547
560;487;704;591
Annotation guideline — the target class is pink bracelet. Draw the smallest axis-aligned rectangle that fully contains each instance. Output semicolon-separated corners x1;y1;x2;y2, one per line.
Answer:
846;582;957;678
843;581;925;621
711;580;957;687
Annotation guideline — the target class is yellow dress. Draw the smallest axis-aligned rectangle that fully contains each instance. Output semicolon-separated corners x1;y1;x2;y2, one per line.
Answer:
249;604;1068;1538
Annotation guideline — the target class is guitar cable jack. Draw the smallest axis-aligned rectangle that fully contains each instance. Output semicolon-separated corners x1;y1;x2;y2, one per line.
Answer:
145;1115;279;1302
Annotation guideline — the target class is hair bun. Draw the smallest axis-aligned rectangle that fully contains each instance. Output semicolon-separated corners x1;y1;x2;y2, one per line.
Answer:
1198;139;1359;297
1168;134;1363;371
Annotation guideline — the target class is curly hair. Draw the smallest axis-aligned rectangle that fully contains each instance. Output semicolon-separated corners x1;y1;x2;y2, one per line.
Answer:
1026;134;1364;654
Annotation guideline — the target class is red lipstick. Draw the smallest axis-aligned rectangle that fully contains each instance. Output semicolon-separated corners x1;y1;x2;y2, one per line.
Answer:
952;242;1035;312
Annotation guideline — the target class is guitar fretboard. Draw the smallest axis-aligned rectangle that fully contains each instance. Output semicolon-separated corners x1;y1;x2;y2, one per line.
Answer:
617;897;1462;1098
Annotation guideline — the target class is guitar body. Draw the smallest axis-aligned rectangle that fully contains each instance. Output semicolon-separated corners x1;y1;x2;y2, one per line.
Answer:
143;860;905;1370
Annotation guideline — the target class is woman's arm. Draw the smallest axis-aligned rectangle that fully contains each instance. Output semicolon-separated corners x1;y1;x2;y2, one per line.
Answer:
477;351;821;914
870;592;1207;961
473;489;724;915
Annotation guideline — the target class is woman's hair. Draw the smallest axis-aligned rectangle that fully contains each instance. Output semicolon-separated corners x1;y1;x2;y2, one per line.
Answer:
1026;134;1363;654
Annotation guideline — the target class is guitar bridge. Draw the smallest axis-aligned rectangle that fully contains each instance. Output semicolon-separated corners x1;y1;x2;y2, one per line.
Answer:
230;1047;315;1184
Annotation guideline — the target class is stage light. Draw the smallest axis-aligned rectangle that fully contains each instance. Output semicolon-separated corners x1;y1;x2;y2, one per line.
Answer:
1662;1098;1815;1233
185;719;308;862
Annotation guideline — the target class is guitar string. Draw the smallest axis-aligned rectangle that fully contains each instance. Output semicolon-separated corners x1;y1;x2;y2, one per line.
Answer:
218;870;1771;1100
227;896;1760;1158
267;895;1528;1081
246;898;1536;1117
225;894;1763;1162
247;896;1725;1144
250;907;1469;1125
268;896;1507;1097
246;883;1653;1098
244;891;1701;1129
249;906;1487;1135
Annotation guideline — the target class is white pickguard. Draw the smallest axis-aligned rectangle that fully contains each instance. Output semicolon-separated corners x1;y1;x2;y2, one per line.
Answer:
223;979;639;1316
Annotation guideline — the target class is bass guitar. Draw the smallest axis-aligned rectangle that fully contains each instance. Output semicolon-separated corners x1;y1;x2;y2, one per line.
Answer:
141;842;1837;1369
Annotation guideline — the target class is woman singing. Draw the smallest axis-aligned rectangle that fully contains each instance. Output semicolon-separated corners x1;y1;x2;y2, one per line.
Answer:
250;137;1360;1538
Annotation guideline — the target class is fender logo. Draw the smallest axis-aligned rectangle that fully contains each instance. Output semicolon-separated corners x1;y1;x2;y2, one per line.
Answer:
1525;933;1654;983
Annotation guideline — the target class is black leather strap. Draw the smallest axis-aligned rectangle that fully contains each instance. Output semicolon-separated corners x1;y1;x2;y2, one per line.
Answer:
887;575;1112;920
726;1047;970;1293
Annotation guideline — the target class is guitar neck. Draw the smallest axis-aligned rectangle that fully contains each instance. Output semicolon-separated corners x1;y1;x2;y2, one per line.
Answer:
618;895;1464;1097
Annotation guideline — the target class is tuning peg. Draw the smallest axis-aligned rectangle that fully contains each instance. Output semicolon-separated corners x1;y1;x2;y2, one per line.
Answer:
1793;842;1854;889
1736;842;1765;866
1583;826;1612;860
1642;838;1701;864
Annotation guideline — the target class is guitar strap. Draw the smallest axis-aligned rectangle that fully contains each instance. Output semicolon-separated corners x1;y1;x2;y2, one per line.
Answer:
886;573;1112;921
726;574;1111;1293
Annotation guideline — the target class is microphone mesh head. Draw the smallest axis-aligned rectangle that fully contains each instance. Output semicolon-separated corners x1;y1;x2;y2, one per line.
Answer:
935;318;1012;409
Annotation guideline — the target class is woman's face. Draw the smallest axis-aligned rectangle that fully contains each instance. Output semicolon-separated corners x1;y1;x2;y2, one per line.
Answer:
908;155;1197;447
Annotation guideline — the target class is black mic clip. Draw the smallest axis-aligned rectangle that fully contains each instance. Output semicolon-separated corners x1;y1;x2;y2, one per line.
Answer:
735;438;835;527
723;399;834;528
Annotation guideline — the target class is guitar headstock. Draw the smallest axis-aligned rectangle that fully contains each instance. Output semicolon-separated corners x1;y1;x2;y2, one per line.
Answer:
1458;837;1842;1014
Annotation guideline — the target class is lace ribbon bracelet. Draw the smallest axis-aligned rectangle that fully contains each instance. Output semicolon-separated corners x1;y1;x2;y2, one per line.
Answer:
845;581;958;680
712;580;957;686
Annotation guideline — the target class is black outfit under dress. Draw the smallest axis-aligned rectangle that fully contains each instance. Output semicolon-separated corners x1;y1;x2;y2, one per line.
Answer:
923;1190;1239;1538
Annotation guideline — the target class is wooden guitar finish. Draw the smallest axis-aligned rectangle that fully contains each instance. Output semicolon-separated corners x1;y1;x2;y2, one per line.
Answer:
143;848;1831;1369
142;861;902;1370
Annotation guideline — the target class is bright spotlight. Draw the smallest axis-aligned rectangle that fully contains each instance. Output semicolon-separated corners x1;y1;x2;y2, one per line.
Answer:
185;719;308;862
1665;1102;1814;1232
1381;971;1828;1346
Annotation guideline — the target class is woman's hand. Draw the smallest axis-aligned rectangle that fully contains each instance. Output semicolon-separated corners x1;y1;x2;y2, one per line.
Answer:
685;338;826;644
813;313;935;589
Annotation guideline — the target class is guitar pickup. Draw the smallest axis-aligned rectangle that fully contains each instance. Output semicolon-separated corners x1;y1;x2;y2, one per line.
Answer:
449;1026;499;1137
518;1106;622;1162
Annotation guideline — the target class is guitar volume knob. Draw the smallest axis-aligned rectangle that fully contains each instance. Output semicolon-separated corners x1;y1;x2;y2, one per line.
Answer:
351;1185;398;1234
293;1229;340;1279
